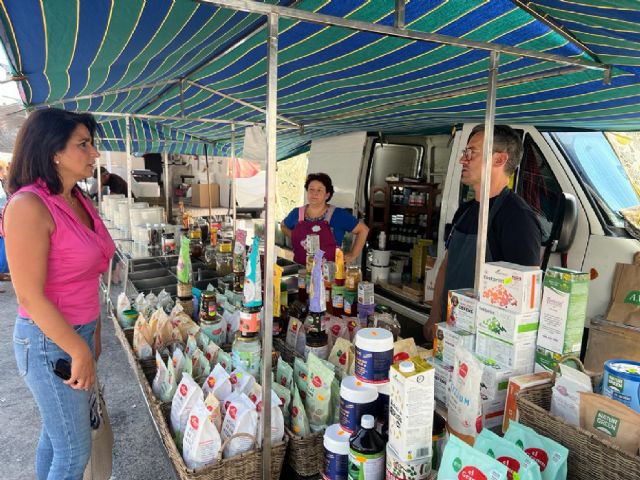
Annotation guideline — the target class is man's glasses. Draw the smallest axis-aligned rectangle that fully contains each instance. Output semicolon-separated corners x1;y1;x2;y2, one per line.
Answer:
461;148;479;161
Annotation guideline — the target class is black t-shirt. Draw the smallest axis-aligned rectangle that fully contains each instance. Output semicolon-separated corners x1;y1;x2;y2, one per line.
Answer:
106;173;130;196
448;189;542;266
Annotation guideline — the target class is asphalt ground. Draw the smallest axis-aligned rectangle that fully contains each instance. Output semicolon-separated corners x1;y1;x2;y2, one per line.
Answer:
0;280;176;480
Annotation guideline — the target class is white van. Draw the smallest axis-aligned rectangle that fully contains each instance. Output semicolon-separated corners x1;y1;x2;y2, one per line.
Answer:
305;126;640;330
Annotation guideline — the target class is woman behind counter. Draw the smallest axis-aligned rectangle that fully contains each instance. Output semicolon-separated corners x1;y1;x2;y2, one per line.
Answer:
281;172;369;265
4;108;115;479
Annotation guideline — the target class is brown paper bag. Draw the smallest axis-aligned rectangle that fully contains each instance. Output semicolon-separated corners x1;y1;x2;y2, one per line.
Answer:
606;260;640;327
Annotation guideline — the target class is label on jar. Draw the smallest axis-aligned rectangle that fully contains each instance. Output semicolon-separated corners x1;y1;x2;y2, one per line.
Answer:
239;310;260;334
323;449;348;480
201;319;226;346
231;347;261;378
332;293;345;309
340;398;376;433
348;448;384;480
355;347;393;384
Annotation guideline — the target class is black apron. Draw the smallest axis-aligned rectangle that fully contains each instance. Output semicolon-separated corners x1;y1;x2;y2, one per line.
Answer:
440;188;509;323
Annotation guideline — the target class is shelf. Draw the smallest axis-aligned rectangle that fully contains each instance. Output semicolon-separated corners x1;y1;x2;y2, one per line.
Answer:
390;205;429;213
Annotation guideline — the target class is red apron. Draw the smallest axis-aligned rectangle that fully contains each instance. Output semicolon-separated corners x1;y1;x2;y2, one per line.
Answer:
291;205;337;265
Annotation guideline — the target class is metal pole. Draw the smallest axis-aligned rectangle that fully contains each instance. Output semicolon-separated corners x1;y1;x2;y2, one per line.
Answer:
205;144;212;224
163;151;171;223
261;12;278;480
96;137;102;213
125;115;134;238
474;51;499;292
231;123;237;232
394;0;405;29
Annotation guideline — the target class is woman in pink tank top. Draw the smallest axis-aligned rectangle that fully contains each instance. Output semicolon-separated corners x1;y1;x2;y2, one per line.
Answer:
5;108;115;479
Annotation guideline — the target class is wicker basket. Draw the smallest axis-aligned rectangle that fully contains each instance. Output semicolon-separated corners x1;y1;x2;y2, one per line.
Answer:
283;427;325;477
158;403;288;480
517;383;640;480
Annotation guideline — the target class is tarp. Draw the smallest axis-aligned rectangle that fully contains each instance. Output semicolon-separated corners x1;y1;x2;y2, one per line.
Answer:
1;0;639;159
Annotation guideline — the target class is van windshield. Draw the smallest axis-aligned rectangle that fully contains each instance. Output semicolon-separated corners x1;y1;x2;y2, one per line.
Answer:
550;132;640;228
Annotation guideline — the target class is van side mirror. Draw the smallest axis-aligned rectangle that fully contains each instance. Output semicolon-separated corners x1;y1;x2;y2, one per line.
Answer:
541;193;578;271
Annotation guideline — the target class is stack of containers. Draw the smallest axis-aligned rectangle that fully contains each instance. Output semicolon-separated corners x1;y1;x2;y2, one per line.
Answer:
431;288;477;405
356;281;375;326
370;231;391;283
354;327;394;439
475;261;543;428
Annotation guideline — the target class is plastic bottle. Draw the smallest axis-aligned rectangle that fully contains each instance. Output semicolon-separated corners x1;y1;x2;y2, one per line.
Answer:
347;414;385;480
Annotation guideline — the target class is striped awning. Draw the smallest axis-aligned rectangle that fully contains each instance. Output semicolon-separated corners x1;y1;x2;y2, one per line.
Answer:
1;0;639;159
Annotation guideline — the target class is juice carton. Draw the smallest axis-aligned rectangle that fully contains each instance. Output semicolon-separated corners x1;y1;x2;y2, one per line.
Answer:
479;262;542;314
388;357;435;462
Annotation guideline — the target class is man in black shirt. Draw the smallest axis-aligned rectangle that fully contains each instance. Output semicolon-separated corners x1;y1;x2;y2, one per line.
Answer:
424;125;541;340
94;167;132;197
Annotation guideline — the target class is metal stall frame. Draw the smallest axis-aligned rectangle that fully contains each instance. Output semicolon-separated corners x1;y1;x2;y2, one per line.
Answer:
44;1;611;477
194;2;610;478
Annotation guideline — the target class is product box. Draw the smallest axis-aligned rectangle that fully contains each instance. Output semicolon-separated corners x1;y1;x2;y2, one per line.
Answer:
534;346;563;373
475;331;536;374
430;357;453;406
447;289;478;333
482;392;507;430
388;356;435;462
479;262;543;314
502;371;553;433
536;267;589;361
476;302;539;343
191;183;220;207
434;323;476;366
475;354;513;401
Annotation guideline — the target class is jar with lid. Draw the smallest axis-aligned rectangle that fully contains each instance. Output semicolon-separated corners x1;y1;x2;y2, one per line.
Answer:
189;237;203;258
345;265;362;291
215;252;233;276
162;231;176;255
231;332;261;378
304;329;329;360
204;244;216;268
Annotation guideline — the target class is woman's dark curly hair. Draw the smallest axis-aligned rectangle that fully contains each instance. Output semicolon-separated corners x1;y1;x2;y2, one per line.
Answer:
304;172;334;201
8;108;97;195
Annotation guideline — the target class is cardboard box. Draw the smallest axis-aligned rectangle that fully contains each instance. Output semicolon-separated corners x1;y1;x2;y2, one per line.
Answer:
388;357;435;462
475;354;513;401
476;302;539;343
475;331;536;373
434;323;476;366
447;289;478;333
482;392;507;430
502;371;553;433
536;267;589;360
479;262;542;314
191;183;220;207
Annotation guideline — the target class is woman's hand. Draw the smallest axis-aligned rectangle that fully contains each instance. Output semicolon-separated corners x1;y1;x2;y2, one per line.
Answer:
66;344;96;390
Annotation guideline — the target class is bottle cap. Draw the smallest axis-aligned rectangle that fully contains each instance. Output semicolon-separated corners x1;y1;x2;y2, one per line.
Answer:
361;414;375;429
399;361;415;373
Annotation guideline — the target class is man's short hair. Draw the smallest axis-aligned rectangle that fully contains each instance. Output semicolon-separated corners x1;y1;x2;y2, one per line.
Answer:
469;125;523;175
93;166;109;179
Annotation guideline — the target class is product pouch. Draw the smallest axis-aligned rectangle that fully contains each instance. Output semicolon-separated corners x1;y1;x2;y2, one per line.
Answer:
196;331;210;351
221;393;258;458
330;377;341;425
447;346;483;444
157;288;173;311
474;428;542;480
202;363;233;402
217;351;233;373
306;353;335;431
204;341;221;367
186;334;199;358
133;315;154;359
293;357;309;401
393;337;418;364
328;336;355;378
291;384;310;436
579;392;640;455
182;396;222;469
152;350;177;402
176;236;191;284
183;354;193;378
272;383;292;423
230;367;256;396
171;373;204;449
504;421;568;480
439;434;509;480
242;236;262;308
204;392;222;432
276;357;293;390
173;347;186;381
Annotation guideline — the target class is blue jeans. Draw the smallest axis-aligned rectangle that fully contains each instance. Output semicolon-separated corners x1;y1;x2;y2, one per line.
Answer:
13;316;97;480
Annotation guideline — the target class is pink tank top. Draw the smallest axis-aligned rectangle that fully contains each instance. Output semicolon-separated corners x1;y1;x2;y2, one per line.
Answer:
7;181;116;325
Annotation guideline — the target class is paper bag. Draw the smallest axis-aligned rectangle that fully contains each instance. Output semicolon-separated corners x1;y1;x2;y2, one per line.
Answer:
83;383;113;480
606;258;640;327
